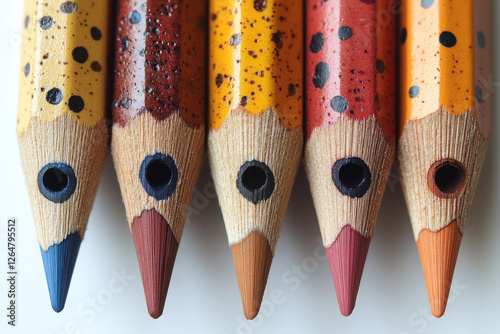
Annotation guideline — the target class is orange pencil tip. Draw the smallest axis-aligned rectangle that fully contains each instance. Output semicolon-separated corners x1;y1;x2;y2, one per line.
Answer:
417;220;462;318
231;230;273;320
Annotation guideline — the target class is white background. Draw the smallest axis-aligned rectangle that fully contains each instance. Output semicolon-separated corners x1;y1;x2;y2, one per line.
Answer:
1;1;499;333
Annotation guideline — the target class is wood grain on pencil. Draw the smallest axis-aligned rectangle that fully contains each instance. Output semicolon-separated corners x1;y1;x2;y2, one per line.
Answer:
208;0;303;320
304;0;396;316
17;0;110;312
112;0;206;319
399;0;490;317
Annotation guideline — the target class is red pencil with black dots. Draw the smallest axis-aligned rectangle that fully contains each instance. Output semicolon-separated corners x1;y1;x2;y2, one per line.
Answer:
111;0;206;319
304;0;397;316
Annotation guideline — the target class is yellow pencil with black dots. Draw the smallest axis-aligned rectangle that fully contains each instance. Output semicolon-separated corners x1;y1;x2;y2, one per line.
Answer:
17;0;111;311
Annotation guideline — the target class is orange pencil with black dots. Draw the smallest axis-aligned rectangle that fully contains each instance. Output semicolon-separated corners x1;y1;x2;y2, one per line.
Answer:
399;0;490;317
208;0;303;319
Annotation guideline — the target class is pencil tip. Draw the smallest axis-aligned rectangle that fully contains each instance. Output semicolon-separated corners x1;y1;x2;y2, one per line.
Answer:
417;220;462;318
40;232;81;313
132;209;178;319
326;225;371;316
231;230;273;320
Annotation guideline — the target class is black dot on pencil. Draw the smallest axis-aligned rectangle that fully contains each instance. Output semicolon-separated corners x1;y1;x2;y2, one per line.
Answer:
475;85;483;103
61;2;78;14
140;153;178;201
237;160;275;204
338;26;353;40
439;31;457;48
309;33;324;53
376;59;385;73
37;163;77;203
39;16;53;30
68;95;85;113
477;31;486;48
24;63;30;77
24;15;30;29
72;47;89;64
313;62;330;89
331;95;349;113
421;0;434;8
46;88;63;105
91;61;102;72
332;157;372;198
400;28;407;44
90;27;102;41
130;11;141;24
409;85;420;98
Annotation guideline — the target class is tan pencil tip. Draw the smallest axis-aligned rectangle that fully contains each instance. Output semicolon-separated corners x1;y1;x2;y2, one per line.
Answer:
230;230;273;320
416;220;462;318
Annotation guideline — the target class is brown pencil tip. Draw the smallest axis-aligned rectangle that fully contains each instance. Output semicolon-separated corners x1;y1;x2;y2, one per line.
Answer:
326;225;371;316
132;209;179;319
230;230;273;320
417;220;462;318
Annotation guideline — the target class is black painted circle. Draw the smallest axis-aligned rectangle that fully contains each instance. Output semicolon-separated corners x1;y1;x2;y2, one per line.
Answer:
376;59;385;73
310;33;324;53
38;162;77;203
46;88;63;105
400;28;407;44
332;157;372;198
477;31;486;48
439;31;457;48
139;153;178;201
68;95;85;113
130;11;141;24
90;27;102;41
313;61;330;89
331;95;349;113
338;26;353;40
409;85;420;98
72;47;89;63
39;16;53;30
237;160;275;204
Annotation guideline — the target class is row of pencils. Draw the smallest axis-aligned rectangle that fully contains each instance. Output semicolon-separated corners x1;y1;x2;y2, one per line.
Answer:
17;0;490;320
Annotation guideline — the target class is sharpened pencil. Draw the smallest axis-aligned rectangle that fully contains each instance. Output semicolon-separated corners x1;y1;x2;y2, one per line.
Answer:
111;0;206;319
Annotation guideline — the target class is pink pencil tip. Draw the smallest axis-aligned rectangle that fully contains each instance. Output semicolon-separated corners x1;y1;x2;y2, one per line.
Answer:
326;225;371;316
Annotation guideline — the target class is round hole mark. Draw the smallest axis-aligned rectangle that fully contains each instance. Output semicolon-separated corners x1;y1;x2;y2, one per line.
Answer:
37;163;77;203
427;159;466;199
237;160;275;204
332;157;372;198
139;153;178;201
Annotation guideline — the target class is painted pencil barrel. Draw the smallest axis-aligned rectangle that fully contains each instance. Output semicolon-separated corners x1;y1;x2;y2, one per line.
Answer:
398;0;490;317
208;0;303;320
17;0;111;312
111;0;206;319
304;0;397;316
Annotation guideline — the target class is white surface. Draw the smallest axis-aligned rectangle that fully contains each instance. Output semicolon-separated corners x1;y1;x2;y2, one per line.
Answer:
1;1;499;333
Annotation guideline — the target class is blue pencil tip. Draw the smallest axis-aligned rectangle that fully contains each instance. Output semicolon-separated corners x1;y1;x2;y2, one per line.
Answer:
40;232;81;312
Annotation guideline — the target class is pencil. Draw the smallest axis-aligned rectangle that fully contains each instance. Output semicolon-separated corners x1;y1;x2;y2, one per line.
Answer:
17;1;110;312
399;0;490;317
304;0;396;316
208;0;303;319
111;0;206;319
